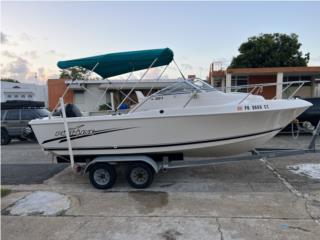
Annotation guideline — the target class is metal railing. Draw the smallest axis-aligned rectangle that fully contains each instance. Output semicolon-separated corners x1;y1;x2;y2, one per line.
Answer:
216;80;309;103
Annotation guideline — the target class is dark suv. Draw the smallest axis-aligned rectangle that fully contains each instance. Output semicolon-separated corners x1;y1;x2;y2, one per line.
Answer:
1;101;49;145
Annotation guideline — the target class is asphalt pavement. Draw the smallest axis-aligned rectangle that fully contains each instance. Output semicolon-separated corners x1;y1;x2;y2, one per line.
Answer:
1;164;68;185
1;140;52;164
1;140;66;184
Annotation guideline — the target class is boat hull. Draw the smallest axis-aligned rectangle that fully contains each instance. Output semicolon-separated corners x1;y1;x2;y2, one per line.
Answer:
30;102;308;158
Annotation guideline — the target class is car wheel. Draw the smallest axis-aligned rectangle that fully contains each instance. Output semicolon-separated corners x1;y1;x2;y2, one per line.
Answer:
22;126;36;141
89;163;117;189
126;162;154;189
1;129;11;145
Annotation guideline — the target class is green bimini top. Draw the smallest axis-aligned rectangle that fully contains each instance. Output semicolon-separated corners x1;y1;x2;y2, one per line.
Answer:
57;48;173;78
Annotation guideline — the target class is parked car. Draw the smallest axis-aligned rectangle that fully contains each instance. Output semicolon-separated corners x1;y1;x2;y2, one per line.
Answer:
297;97;320;127
281;97;320;133
1;101;49;145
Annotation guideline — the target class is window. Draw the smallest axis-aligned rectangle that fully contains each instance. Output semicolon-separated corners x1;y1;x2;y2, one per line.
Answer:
28;94;32;98
7;94;12;98
34;109;49;118
5;109;20;120
1;110;6;120
21;95;26;98
283;75;312;86
14;95;19;98
21;110;35;120
213;78;223;88
231;75;248;92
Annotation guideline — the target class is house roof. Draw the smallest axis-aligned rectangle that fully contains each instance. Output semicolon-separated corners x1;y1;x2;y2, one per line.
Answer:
210;66;320;77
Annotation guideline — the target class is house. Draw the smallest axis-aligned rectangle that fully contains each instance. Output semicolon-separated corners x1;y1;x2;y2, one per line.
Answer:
208;65;320;99
0;81;48;106
47;78;181;113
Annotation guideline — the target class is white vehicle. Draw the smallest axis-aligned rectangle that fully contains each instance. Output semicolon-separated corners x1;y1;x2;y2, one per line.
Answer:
29;48;317;189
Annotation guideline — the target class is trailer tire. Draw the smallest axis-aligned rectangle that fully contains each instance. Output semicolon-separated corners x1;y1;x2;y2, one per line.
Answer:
89;163;117;189
126;162;154;189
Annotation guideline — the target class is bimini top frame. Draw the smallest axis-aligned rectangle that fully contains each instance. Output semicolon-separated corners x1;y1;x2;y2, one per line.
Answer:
57;48;174;79
53;48;186;115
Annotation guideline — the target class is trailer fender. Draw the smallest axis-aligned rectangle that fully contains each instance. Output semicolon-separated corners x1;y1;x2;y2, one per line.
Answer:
84;155;160;174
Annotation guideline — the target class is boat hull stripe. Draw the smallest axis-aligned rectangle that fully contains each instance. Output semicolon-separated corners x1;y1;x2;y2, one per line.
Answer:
43;127;282;151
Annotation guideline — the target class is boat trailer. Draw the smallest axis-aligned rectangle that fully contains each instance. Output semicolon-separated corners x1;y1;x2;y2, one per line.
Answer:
54;99;320;189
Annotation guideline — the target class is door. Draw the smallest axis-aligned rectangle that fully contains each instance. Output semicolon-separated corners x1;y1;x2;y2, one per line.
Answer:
3;109;21;136
20;109;36;128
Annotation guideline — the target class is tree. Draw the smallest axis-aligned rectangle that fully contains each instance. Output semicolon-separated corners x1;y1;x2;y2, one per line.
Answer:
59;67;89;80
229;33;310;68
1;78;20;83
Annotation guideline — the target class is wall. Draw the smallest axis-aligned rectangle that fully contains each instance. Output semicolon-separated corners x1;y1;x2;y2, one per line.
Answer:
47;79;73;111
248;75;276;99
1;81;48;106
73;84;108;113
284;86;312;99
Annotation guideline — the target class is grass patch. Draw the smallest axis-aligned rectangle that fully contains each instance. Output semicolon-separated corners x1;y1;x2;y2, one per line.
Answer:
1;188;11;198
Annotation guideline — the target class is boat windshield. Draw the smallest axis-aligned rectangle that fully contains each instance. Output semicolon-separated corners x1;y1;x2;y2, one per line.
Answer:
155;79;215;96
155;82;196;95
192;79;215;92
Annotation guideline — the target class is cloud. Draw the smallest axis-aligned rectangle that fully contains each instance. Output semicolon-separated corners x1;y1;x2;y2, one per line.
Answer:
1;57;31;81
37;67;59;82
1;32;9;44
1;50;17;59
181;63;193;70
145;67;162;79
212;57;231;69
2;50;38;60
1;57;58;84
37;67;46;80
23;50;38;59
19;33;33;42
47;49;66;57
1;32;18;46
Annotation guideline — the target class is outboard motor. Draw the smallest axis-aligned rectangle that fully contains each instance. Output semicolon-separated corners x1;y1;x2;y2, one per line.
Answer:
65;104;82;118
53;104;83;118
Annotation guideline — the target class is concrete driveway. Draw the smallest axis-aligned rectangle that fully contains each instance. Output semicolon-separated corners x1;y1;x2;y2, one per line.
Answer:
1;135;320;240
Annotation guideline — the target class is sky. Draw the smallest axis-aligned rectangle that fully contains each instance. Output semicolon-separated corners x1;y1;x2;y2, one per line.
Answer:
1;1;320;84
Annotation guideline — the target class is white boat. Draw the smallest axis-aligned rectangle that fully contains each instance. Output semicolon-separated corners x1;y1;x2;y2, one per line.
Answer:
30;48;312;161
30;80;311;159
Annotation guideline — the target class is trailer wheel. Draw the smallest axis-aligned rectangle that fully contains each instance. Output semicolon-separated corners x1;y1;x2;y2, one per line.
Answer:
89;163;117;189
126;162;154;189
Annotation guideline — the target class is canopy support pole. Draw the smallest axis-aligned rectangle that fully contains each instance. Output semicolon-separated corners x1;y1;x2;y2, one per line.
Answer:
94;86;111;111
81;85;112;110
173;59;186;80
118;70;138;104
116;58;158;110
50;62;101;118
110;92;115;111
59;97;74;169
84;62;100;79
146;64;169;97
